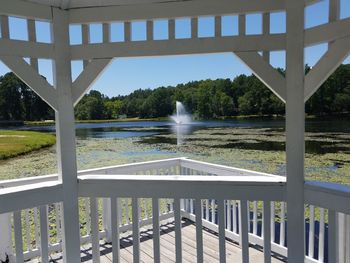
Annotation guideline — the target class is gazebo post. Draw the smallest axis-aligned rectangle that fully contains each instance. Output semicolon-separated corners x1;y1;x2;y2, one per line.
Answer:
52;8;82;262
286;0;305;262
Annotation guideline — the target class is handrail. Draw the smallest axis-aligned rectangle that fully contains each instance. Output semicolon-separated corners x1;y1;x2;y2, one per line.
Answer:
305;181;350;215
180;158;286;179
0;181;62;214
0;157;185;188
78;174;286;200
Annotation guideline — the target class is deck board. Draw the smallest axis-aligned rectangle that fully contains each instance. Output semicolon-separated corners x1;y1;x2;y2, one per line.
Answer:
32;219;286;263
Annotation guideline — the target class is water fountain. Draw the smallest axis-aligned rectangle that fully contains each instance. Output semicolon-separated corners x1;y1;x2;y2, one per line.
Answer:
171;101;191;124
171;101;192;145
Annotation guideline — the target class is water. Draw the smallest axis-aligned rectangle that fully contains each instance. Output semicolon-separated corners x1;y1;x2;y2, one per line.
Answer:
18;117;350;154
7;117;350;182
170;101;192;124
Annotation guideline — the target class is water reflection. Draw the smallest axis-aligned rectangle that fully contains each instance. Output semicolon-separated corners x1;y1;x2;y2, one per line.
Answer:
172;124;193;145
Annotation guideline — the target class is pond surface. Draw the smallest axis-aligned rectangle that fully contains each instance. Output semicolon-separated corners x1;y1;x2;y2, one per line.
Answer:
20;118;350;154
3;117;348;184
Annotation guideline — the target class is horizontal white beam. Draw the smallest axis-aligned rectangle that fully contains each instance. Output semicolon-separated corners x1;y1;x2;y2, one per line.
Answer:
180;158;285;179
305;17;350;46
71;34;286;60
0;182;62;214
235;51;286;102
78;175;286;200
69;0;286;24
72;59;112;105
304;37;350;101
0;39;54;58
0;56;58;110
0;0;52;20
78;157;183;175
305;181;350;215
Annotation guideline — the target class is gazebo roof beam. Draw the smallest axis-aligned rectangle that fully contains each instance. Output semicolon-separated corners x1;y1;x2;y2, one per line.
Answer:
69;0;286;24
0;39;54;59
0;0;323;22
305;17;350;46
0;0;52;21
70;34;286;60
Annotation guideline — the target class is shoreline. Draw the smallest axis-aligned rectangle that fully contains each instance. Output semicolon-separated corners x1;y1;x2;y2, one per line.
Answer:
20;113;350;126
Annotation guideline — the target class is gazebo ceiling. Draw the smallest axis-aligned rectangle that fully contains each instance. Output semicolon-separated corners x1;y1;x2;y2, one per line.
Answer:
25;0;179;9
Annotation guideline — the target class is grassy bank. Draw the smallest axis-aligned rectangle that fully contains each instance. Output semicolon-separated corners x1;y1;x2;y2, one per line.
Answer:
0;130;55;159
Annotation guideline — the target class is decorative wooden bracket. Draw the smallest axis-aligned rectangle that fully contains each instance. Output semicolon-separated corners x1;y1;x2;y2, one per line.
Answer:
304;37;350;102
235;51;286;103
72;58;112;105
0;56;58;110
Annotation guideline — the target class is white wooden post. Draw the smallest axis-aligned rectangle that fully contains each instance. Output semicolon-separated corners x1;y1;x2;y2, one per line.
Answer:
0;213;13;262
286;0;305;262
52;8;82;263
103;198;112;243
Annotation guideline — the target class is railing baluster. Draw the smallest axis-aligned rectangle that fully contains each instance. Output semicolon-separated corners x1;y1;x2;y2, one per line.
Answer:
253;201;258;235
328;209;337;263
247;201;251;233
308;205;315;258
218;199;226;263
85;198;91;235
90;198;100;263
195;199;203;263
227;200;231;231
25;210;31;251
125;199;130;225
39;206;49;263
240;200;249;263
174;198;182;263
263;202;271;263
280;202;285;246
270;202;275;243
46;206;50;248
152;198;161;263
205;199;209;221
211;199;215;223
170;198;174;212
318;207;325;261
143;199;148;219
33;207;40;249
132;197;140;263
14;211;24;263
111;198;120;263
233;200;237;233
55;203;61;242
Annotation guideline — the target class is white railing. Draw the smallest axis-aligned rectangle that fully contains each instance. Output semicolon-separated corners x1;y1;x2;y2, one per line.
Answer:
0;158;349;263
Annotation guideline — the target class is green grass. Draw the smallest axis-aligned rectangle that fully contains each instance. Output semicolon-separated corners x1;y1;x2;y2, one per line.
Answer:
0;130;56;159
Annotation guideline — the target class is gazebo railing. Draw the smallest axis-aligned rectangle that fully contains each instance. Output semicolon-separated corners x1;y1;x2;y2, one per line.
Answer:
0;158;349;263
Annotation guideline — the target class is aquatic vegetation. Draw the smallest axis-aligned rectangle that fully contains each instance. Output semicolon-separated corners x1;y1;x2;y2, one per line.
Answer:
0;126;349;186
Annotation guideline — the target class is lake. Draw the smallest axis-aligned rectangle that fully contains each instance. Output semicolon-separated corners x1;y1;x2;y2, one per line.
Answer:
1;117;349;184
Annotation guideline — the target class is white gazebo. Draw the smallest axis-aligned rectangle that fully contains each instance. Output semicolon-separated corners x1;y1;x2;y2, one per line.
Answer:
0;0;349;262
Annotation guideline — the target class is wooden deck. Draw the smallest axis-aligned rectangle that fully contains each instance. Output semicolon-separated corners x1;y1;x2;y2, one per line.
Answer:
34;220;286;263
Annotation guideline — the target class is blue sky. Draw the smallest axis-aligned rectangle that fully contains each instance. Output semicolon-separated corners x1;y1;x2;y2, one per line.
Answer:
0;0;350;97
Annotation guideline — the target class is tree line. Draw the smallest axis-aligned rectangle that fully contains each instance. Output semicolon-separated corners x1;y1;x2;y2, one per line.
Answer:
0;64;350;121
